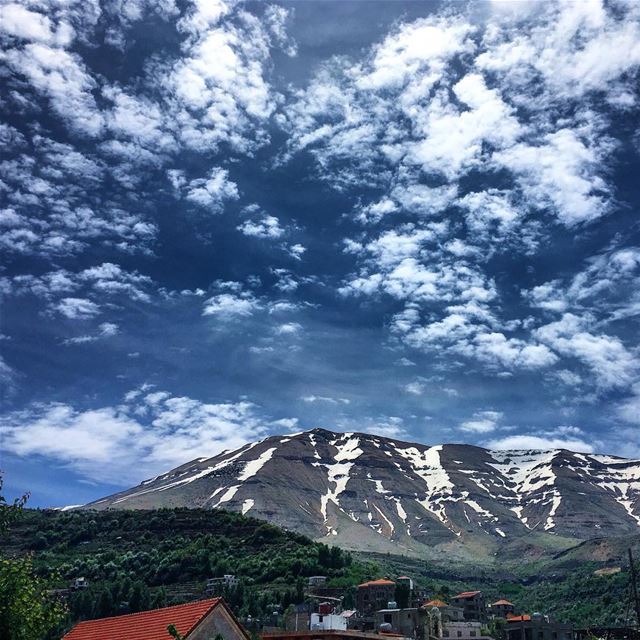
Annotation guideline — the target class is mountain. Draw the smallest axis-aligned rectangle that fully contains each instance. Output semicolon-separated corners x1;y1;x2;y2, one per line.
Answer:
86;428;640;562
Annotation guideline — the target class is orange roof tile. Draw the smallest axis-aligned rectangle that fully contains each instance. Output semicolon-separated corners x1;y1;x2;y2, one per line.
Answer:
424;600;448;608
358;579;396;588
453;591;481;599
507;615;532;623
492;599;514;606
63;598;224;640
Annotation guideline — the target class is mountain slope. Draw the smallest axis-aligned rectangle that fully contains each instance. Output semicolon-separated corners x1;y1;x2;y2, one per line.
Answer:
86;428;640;561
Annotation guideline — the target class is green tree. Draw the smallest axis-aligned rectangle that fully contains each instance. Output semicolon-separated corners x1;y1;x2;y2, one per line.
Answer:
0;476;29;535
94;587;114;618
128;580;150;613
0;474;66;639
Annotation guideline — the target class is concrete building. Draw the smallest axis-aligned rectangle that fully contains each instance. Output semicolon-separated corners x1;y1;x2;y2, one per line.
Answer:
311;614;348;631
309;576;328;588
397;576;414;591
71;577;89;590
374;608;420;638
489;600;516;619
450;592;486;622
444;622;492;640
423;600;465;623
356;579;396;617
506;614;573;640
206;574;239;595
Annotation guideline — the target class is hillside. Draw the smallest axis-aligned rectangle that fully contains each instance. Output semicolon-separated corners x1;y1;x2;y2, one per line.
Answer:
1;507;377;632
1;508;637;629
86;428;640;563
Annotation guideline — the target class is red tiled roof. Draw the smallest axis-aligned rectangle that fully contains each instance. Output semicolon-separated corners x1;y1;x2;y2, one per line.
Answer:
358;579;396;588
453;591;481;599
424;600;448;608
492;599;514;606
507;615;532;622
63;598;222;640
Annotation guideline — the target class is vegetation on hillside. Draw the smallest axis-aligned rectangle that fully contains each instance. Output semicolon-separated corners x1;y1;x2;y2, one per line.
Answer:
1;507;378;632
369;551;637;628
1;501;637;633
0;478;67;640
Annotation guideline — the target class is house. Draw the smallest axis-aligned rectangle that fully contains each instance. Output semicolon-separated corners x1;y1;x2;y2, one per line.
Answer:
374;607;420;638
63;597;249;640
206;575;240;595
422;600;464;623
311;613;348;631
356;579;396;616
397;576;414;591
262;631;410;640
506;614;573;640
309;576;328;587
450;592;486;622
489;600;516;619
443;622;492;640
71;577;89;590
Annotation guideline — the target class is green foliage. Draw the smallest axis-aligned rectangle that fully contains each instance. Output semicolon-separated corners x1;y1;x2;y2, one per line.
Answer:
0;507;376;629
0;555;67;640
0;476;29;536
0;475;67;640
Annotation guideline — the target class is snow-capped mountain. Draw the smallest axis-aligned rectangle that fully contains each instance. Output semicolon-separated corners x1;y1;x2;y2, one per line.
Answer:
86;428;640;560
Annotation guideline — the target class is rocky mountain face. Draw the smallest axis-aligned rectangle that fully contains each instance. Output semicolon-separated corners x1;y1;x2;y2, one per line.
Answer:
86;428;640;561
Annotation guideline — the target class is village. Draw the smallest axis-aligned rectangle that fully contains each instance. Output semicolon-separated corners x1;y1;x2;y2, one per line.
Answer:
62;573;575;640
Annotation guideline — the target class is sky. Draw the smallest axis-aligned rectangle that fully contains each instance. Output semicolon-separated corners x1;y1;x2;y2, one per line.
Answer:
1;0;640;507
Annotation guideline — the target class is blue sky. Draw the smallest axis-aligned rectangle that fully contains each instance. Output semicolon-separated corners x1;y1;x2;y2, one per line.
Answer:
1;0;640;507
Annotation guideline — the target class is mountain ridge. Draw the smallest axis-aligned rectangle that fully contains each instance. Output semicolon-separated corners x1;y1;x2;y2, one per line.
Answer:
85;428;640;563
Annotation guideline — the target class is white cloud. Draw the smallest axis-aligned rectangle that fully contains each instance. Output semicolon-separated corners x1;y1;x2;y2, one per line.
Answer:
203;292;259;318
460;410;503;433
485;434;594;453
301;395;350;405
238;213;284;239
0;389;282;484
63;322;119;345
55;298;100;320
404;380;425;395
275;322;302;335
494;128;612;225
535;313;638;390
171;167;239;212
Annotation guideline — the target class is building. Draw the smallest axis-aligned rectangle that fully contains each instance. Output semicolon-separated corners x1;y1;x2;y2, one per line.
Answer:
356;579;396;617
311;613;348;631
71;577;89;590
64;597;249;640
506;614;573;640
450;592;486;622
262;631;409;640
444;622;492;640
206;574;239;592
489;600;516;619
374;607;420;637
309;576;328;587
423;600;464;623
397;576;414;591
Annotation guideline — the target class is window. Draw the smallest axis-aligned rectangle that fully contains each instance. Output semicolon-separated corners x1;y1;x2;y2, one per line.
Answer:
470;631;476;637
319;616;323;622
458;631;463;637
384;614;392;624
